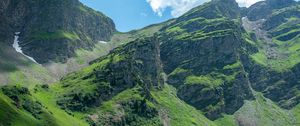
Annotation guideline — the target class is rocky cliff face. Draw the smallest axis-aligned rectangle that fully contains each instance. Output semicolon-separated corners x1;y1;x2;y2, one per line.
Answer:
245;0;296;21
57;36;164;111
53;0;300;122
54;36;165;125
159;0;256;120
241;1;300;110
1;0;300;125
0;0;115;63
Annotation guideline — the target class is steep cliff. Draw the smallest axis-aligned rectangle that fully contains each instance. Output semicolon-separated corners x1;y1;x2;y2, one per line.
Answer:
0;0;115;63
1;0;300;126
245;0;296;21
242;1;300;110
159;0;257;120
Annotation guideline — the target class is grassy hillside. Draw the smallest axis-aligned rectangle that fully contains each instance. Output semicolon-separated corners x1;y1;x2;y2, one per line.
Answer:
0;85;89;126
1;0;300;126
2;82;299;126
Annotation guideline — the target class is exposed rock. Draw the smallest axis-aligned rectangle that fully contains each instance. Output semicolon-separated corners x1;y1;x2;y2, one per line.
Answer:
58;36;164;111
246;0;296;21
0;0;116;63
159;0;256;120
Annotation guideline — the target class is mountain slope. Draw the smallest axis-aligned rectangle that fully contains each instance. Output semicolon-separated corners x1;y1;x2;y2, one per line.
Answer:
160;0;256;120
0;0;115;63
1;0;300;126
242;1;300;110
0;0;165;86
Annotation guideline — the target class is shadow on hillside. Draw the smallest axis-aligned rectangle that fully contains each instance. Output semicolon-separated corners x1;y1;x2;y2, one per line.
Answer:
0;43;34;73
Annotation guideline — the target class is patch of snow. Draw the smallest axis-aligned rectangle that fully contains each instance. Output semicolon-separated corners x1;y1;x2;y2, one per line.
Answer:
99;41;108;44
13;32;39;64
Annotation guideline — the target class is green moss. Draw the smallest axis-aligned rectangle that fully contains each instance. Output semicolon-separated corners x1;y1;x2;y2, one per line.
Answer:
214;115;237;126
251;36;300;72
275;29;300;41
166;26;185;33
87;87;161;126
78;6;88;13
151;85;216;126
223;61;241;70
169;67;189;76
98;87;144;113
245;37;256;45
250;51;268;66
184;75;223;88
74;41;113;66
112;54;125;64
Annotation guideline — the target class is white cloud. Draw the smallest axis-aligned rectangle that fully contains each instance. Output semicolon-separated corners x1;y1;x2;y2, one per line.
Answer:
146;0;207;17
146;0;264;17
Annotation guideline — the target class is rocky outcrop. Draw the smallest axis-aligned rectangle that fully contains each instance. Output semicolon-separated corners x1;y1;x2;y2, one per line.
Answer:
239;0;300;110
2;0;300;124
57;36;164;111
178;0;240;21
159;0;256;120
241;55;300;109
0;0;116;63
88;99;161;126
245;0;296;21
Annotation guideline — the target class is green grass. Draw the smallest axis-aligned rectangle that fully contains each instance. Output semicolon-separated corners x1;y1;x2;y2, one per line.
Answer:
8;67;44;86
292;104;300;125
6;63;55;88
151;84;217;126
250;37;300;72
0;93;41;126
97;87;144;113
223;61;241;70
78;6;88;13
165;26;185;33
84;86;161;126
184;75;223;88
33;85;89;126
74;39;114;65
169;67;189;76
112;54;125;64
234;93;294;126
248;8;300;72
0;84;89;126
214;114;237;126
250;51;268;66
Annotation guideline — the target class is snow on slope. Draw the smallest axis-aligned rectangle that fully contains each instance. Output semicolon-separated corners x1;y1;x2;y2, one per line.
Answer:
13;32;39;64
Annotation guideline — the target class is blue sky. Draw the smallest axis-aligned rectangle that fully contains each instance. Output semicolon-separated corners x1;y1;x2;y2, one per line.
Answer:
79;0;263;32
80;0;173;32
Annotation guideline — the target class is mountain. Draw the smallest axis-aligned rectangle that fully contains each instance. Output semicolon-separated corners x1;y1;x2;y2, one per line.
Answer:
1;0;300;126
245;0;296;21
0;0;163;85
0;0;115;63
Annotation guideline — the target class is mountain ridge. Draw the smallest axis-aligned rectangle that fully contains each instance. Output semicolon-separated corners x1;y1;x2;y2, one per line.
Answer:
0;0;116;63
1;0;300;126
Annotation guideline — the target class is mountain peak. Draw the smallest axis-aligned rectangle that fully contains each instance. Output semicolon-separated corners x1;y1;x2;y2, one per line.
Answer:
212;0;237;3
266;0;296;8
178;0;240;21
246;0;296;21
